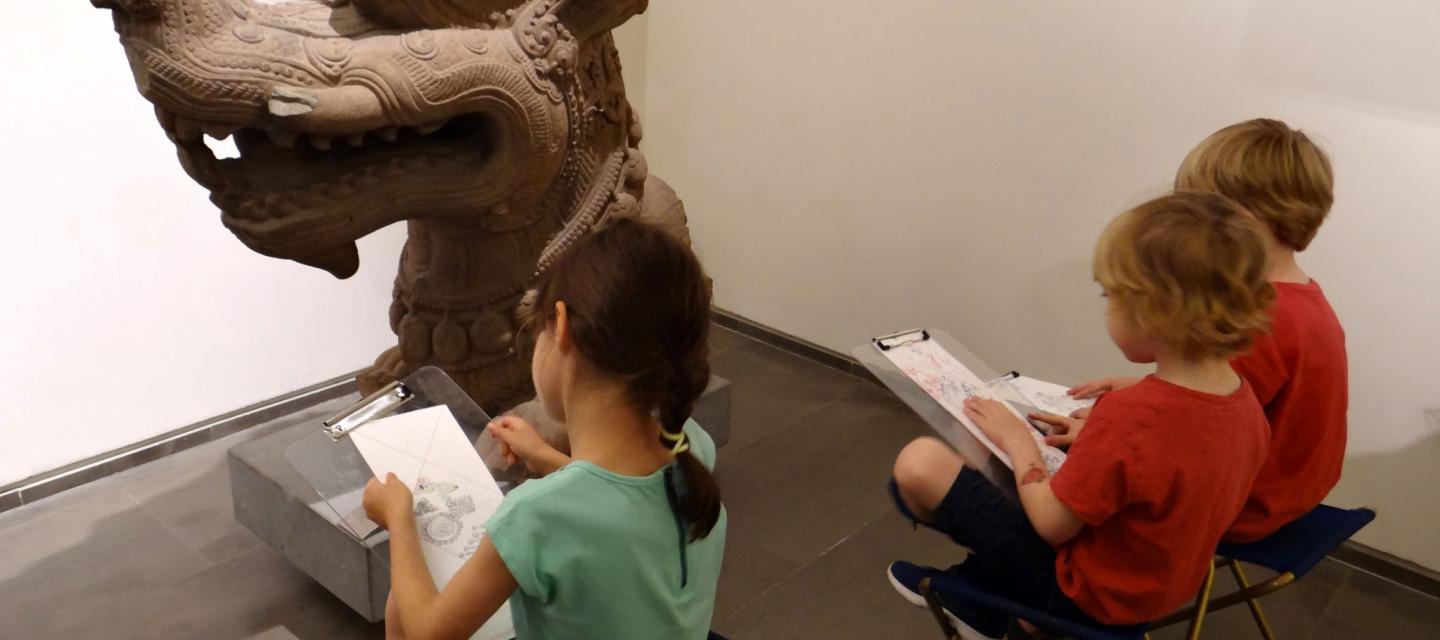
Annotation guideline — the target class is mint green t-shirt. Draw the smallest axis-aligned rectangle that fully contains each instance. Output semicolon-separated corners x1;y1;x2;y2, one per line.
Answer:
485;420;727;640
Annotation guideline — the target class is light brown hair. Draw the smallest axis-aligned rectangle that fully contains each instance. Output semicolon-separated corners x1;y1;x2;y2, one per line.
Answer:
1094;191;1276;360
1175;118;1334;251
526;219;721;541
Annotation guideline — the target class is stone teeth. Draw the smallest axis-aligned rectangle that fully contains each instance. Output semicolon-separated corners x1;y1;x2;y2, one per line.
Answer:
345;133;366;147
307;135;332;150
376;127;399;142
415;122;445;136
202;123;239;140
267;129;299;149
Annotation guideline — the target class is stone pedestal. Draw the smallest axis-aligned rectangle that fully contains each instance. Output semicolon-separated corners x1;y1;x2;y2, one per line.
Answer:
229;376;732;621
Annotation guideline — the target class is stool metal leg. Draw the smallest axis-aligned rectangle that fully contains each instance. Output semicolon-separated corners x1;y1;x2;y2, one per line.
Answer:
1229;562;1278;640
919;577;961;640
1150;570;1295;629
1185;562;1216;640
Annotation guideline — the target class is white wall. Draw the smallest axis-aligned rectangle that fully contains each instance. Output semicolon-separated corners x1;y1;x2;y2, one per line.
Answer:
0;4;405;488
641;1;1440;570
614;15;649;126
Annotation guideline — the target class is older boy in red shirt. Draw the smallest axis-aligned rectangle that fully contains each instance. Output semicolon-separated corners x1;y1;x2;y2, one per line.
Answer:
1067;119;1346;542
889;192;1273;636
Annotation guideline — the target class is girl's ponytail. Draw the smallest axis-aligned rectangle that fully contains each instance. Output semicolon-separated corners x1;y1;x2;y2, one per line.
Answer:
658;338;722;541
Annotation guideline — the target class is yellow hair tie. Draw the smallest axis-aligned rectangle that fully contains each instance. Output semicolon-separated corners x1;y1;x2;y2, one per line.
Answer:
661;429;690;455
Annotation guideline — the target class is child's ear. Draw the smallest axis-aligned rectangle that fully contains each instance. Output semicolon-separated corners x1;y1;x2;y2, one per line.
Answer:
552;301;573;352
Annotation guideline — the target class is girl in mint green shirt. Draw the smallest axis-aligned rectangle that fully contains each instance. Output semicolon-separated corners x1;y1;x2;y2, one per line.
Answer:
363;219;727;640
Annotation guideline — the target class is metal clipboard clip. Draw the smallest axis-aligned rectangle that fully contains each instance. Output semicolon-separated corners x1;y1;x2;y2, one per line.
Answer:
322;381;416;441
873;328;931;351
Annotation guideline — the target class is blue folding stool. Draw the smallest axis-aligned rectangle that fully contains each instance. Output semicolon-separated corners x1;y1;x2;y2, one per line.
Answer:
888;480;1211;640
915;564;1180;640
1151;504;1376;639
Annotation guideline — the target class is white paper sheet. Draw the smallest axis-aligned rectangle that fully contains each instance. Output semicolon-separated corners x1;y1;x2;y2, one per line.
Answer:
879;339;1066;474
992;375;1096;419
350;406;514;640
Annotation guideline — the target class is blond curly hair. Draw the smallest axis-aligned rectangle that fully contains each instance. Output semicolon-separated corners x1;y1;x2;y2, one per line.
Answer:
1094;191;1276;360
1175;118;1334;251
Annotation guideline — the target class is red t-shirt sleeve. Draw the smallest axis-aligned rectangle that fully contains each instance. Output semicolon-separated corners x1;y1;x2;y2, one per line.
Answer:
1232;326;1288;407
1051;415;1135;526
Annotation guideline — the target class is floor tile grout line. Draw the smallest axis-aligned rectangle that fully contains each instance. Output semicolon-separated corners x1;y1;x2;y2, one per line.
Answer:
717;554;815;629
746;337;875;387
717;390;855;463
120;480;241;586
0;479;137;538
717;325;875;387
1302;567;1355;640
718;502;900;630
814;505;896;559
1327;555;1440;603
711;337;872;462
163;541;273;590
121;481;232;570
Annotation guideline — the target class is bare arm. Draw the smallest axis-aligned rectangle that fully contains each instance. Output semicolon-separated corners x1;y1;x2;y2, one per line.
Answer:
364;475;517;640
964;399;1084;546
489;417;571;476
1001;435;1084;546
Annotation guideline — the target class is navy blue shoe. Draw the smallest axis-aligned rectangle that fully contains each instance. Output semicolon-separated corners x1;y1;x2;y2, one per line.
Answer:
887;562;1006;639
887;560;935;607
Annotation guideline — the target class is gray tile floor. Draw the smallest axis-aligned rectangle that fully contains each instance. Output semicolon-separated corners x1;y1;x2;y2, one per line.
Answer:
2;327;1437;639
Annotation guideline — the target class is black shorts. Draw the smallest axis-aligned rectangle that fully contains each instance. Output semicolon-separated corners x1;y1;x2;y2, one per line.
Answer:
926;467;1098;635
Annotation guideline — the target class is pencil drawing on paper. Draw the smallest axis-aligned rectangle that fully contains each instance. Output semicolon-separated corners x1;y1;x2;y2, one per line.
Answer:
880;338;1066;474
414;473;490;562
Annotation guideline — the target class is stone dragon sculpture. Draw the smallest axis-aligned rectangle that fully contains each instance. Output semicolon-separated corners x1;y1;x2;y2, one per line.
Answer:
90;0;691;411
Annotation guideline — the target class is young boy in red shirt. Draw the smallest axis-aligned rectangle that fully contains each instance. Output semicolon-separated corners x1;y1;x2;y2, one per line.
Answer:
888;192;1273;637
1067;119;1346;542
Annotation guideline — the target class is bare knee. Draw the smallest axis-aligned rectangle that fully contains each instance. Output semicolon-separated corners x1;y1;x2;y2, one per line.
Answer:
894;437;956;484
893;437;963;518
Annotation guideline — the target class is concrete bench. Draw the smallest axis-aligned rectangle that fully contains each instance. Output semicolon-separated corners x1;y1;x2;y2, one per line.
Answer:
228;376;732;621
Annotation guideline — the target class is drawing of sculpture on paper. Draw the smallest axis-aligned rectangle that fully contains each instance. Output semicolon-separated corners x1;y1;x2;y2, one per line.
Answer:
347;405;513;640
414;475;486;559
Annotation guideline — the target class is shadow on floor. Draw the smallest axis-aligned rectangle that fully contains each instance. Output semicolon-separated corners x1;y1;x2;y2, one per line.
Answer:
0;402;382;640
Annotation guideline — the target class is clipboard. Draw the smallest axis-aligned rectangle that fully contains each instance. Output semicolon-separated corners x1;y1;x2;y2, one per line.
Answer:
284;366;523;541
852;329;1030;496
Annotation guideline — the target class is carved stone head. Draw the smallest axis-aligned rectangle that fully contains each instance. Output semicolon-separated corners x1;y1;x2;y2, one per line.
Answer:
91;0;680;409
92;0;647;276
